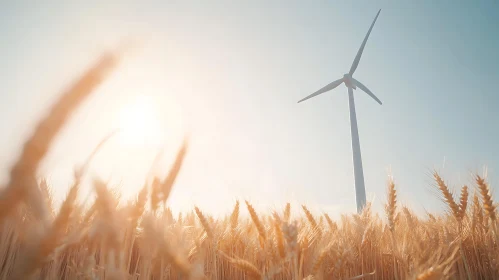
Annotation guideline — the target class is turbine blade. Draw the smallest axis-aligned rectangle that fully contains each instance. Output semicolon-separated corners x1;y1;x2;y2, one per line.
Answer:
352;78;382;105
297;78;344;103
349;9;381;75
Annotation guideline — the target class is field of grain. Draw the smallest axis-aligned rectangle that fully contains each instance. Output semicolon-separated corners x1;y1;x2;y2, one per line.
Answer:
0;47;497;280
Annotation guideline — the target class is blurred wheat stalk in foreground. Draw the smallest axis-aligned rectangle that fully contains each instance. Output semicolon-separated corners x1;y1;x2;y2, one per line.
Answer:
0;46;498;280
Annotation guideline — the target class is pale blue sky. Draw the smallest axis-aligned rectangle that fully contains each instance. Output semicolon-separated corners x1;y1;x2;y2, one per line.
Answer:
0;1;498;217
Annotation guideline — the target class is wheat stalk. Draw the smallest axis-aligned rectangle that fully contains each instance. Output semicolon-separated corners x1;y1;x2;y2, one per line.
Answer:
434;171;460;220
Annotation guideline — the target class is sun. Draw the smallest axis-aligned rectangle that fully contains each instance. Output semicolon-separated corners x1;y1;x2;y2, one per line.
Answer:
117;95;164;147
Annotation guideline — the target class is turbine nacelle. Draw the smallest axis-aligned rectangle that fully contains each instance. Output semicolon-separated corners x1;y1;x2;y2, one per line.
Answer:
343;74;356;89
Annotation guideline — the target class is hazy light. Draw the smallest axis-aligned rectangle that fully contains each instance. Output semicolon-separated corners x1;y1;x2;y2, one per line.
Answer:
117;95;164;148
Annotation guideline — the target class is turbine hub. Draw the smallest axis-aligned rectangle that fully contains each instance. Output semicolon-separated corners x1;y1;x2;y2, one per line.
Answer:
343;74;356;89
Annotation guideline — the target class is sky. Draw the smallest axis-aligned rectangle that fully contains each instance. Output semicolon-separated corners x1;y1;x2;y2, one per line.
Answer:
0;1;498;218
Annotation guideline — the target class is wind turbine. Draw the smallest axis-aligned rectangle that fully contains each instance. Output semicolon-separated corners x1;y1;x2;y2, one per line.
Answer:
298;9;382;214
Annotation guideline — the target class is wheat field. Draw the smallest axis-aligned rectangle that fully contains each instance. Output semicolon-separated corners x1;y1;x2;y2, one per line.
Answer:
0;47;497;280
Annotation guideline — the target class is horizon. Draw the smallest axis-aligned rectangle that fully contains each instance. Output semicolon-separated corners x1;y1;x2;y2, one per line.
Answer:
1;1;498;219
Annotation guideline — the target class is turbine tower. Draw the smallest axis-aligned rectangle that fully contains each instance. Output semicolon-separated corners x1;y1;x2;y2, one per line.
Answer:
298;9;382;213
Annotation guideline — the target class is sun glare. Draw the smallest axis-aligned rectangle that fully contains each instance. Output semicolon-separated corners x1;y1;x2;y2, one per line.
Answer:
117;96;164;147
